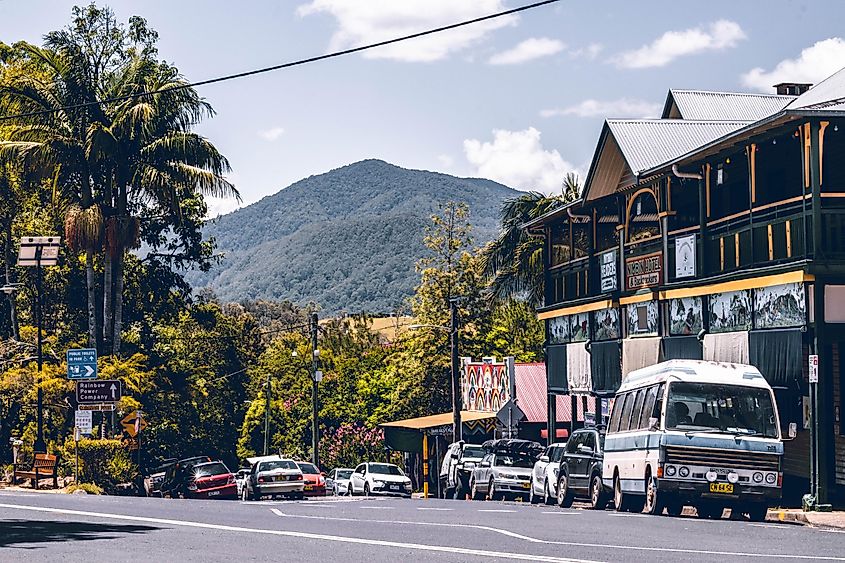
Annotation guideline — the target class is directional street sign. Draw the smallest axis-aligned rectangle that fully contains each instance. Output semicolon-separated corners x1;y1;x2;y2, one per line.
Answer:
78;403;116;412
76;380;121;404
121;410;147;437
75;410;93;435
67;348;97;380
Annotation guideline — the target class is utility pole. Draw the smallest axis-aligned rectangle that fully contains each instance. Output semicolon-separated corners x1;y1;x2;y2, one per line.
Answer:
34;247;45;453
263;369;271;456
310;312;320;468
450;299;462;442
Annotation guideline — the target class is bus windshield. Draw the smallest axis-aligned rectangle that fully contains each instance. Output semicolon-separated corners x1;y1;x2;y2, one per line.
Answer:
665;382;778;438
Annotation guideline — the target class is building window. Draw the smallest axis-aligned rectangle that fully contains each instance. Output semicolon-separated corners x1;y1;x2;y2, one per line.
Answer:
710;154;749;219
627;190;660;243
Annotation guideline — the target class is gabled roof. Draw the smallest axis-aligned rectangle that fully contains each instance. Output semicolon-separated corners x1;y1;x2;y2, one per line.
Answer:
663;90;795;121
786;65;845;110
582;119;750;202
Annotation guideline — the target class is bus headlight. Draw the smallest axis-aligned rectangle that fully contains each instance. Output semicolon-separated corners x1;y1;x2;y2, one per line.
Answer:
753;472;764;483
665;465;676;477
678;466;690;478
727;472;739;484
765;473;777;484
705;471;717;483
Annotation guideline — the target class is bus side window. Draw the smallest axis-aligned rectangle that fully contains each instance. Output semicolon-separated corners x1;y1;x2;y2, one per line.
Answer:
630;389;646;431
608;393;626;433
651;383;665;426
639;385;658;430
619;393;636;432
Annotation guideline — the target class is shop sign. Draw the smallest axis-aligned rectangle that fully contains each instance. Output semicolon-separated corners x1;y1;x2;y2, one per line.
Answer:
675;234;696;279
600;250;618;292
625;252;662;290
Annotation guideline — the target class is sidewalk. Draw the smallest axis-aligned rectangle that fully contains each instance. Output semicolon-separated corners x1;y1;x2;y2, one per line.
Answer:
769;509;845;530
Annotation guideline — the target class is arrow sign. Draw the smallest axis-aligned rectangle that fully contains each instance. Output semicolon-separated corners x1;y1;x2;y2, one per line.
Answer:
76;380;121;404
67;348;97;380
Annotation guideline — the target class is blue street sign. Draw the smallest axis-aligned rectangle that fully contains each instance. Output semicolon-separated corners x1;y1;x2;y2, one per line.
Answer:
67;348;97;380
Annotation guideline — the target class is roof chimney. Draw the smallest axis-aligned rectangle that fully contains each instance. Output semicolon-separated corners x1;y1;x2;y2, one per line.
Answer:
774;82;812;96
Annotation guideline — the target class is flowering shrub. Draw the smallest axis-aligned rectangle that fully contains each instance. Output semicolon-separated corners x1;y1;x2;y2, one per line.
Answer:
320;423;385;469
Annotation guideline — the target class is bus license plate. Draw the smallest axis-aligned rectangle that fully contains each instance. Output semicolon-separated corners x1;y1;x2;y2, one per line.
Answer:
709;483;733;494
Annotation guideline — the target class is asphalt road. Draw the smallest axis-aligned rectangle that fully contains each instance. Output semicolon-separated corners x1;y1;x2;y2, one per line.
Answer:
1;491;844;562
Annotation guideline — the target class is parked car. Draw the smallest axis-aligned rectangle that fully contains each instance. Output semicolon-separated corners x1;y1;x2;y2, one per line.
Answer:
184;461;238;500
242;455;305;501
556;427;610;510
469;439;542;501
235;468;251;498
161;456;212;498
348;462;412;497
144;458;176;497
529;442;567;505
326;468;354;496
295;461;327;496
439;441;485;500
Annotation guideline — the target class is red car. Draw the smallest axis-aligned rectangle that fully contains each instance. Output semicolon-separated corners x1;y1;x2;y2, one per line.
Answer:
295;461;327;496
185;461;238;500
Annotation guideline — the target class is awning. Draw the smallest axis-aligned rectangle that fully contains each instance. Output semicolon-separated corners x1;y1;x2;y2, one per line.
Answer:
380;410;495;430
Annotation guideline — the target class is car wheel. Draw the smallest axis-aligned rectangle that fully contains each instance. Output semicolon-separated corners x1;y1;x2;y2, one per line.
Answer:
543;480;554;506
293;492;305;501
746;502;768;522
557;473;573;508
364;483;371;497
643;472;663;515
589;474;607;510
528;480;539;504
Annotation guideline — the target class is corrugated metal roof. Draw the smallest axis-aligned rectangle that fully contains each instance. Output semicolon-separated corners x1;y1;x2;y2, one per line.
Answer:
667;90;794;121
787;66;845;109
514;363;595;424
607;119;751;176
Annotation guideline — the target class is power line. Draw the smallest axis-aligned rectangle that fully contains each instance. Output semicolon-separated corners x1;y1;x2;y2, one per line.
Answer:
0;0;560;122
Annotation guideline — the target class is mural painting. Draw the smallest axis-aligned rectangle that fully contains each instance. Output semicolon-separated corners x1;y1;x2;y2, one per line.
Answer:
462;361;510;412
627;300;658;335
593;308;620;341
669;296;703;335
754;283;806;329
709;289;752;333
548;315;570;344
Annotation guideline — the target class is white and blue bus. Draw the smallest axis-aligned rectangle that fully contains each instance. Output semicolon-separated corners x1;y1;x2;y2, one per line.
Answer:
603;360;784;521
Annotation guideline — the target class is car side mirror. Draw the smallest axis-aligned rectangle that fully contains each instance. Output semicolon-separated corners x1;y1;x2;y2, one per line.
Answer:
787;422;797;440
577;444;594;455
539;455;549;463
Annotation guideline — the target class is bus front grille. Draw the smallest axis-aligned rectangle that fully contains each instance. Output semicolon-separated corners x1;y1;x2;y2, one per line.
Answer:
664;445;780;472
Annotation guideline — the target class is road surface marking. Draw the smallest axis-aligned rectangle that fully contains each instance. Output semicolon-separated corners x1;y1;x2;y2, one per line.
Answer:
417;507;453;511
542;511;578;515
478;509;517;513
360;505;394;510
750;524;792;530
608;513;649;518
0;502;594;563
268;506;845;561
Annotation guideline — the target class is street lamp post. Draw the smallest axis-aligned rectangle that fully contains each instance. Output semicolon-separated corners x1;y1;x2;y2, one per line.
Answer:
17;236;60;454
263;372;271;456
310;312;320;468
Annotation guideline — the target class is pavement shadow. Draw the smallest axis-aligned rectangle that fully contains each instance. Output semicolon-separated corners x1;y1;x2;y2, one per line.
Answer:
0;520;159;549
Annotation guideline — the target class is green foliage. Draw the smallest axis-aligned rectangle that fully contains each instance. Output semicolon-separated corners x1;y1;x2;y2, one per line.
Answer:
60;438;136;493
66;482;104;495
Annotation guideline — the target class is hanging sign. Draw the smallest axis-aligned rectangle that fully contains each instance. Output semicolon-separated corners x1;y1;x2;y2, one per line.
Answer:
675;234;696;279
809;354;819;384
625;252;663;290
600;250;618;292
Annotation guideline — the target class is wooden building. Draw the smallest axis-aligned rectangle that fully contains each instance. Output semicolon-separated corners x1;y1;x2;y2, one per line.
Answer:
526;67;845;504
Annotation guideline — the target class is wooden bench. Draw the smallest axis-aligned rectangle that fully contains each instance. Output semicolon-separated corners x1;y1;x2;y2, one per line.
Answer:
14;453;59;490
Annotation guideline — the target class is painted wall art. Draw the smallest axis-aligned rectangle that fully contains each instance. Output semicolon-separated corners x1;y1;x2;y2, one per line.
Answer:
669;296;703;336
709;289;752;333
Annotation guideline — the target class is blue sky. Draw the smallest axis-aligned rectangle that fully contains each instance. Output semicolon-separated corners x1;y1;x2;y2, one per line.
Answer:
2;1;844;216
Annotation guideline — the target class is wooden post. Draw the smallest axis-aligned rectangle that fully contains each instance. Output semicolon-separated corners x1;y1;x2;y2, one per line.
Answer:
422;432;429;499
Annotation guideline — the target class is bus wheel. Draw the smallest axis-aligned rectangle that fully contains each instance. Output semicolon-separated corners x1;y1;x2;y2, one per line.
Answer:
613;474;627;512
643;473;663;515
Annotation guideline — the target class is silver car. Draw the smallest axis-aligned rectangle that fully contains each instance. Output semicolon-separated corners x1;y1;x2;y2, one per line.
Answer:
242;456;305;501
469;440;542;501
326;468;354;495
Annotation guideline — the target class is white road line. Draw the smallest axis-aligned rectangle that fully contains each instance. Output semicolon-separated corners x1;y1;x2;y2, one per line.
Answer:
359;505;394;510
541;511;578;515
0;502;593;563
750;524;793;530
607;513;649;518
417;507;453;511
478;509;516;513
268;507;845;561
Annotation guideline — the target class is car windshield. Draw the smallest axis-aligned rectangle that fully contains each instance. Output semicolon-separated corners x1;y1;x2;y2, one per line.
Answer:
258;460;297;472
494;454;534;468
369;464;403;476
297;463;319;474
666;382;779;438
335;470;353;480
462;445;484;458
193;462;228;478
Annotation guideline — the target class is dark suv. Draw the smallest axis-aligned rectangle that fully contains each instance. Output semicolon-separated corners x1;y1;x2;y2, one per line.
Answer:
556;428;610;509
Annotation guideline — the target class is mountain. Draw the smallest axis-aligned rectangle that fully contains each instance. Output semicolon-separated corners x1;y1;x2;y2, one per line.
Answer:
188;159;521;313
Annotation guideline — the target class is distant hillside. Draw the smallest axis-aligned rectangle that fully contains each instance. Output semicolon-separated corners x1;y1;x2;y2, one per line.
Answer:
188;159;520;313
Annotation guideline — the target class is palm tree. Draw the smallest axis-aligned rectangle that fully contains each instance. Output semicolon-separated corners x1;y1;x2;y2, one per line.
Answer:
481;175;581;308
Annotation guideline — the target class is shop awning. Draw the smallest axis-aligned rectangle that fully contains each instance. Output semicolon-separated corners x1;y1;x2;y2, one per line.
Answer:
380;410;495;431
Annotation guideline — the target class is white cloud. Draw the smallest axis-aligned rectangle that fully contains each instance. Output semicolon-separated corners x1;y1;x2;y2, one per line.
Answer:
741;38;845;91
569;43;603;60
258;127;285;141
297;0;516;62
205;196;241;218
463;127;575;193
612;20;746;69
488;37;565;65
541;98;661;119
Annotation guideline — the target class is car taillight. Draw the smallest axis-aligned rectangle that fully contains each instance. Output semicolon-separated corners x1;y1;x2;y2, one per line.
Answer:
258;477;265;483
295;474;303;480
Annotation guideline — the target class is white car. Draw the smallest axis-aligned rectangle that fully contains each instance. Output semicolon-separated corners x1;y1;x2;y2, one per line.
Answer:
242;456;305;501
349;462;412;497
529;442;567;505
326;467;354;495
